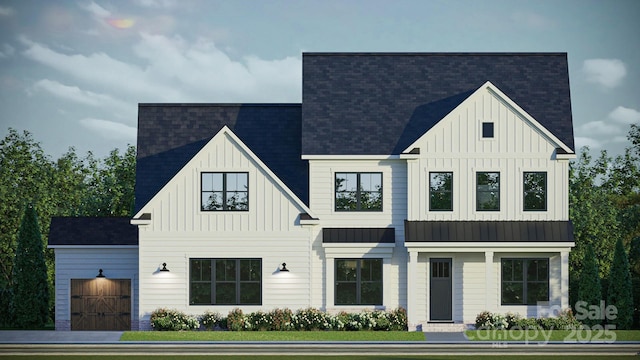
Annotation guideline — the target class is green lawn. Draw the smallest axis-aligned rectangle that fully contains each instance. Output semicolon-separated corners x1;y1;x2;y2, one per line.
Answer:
121;330;425;341
465;329;640;342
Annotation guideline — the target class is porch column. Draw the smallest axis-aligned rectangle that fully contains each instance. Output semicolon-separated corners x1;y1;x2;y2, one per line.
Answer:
407;250;418;329
485;251;494;311
325;257;334;309
561;251;569;309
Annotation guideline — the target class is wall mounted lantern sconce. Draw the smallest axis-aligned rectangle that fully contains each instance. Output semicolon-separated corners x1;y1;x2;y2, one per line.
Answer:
160;263;170;272
96;269;105;278
280;263;289;272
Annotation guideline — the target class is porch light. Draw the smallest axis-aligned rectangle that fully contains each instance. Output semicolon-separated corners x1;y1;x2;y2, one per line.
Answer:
96;269;105;278
280;263;289;272
160;263;170;272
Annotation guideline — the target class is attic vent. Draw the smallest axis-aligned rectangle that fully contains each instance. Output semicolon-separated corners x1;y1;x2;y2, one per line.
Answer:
482;122;494;138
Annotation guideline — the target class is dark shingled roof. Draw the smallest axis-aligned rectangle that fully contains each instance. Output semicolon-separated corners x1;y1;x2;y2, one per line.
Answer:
302;53;574;155
404;221;574;242
48;217;138;246
323;228;395;243
135;104;307;212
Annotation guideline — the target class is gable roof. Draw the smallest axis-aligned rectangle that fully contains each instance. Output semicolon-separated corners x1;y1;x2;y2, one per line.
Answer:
135;104;307;212
302;52;574;155
48;217;138;246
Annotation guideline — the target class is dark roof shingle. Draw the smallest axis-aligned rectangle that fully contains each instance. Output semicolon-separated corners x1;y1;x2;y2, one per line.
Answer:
135;104;307;212
302;53;574;155
48;217;138;246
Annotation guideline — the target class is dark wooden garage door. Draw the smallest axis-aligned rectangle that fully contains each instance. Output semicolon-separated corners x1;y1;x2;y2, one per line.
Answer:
71;279;131;331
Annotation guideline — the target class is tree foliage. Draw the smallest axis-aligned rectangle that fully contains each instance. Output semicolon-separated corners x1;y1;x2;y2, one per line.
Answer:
12;204;49;328
607;238;634;329
0;128;136;324
577;245;602;326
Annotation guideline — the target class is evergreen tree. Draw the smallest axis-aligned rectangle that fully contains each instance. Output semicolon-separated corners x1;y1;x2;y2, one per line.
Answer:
578;245;602;326
607;238;634;329
12;205;49;328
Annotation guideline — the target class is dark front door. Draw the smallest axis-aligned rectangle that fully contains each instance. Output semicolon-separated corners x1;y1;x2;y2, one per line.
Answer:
430;258;452;321
71;279;131;331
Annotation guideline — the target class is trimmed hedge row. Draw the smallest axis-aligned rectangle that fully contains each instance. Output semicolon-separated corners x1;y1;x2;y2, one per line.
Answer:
474;309;582;330
151;307;407;331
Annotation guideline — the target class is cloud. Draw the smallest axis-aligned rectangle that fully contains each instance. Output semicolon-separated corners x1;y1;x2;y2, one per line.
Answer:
579;120;621;135
575;137;602;149
582;59;627;88
20;34;302;103
0;44;15;58
608;106;640;125
80;1;111;19
79;118;137;140
135;0;178;8
33;79;136;119
0;6;15;16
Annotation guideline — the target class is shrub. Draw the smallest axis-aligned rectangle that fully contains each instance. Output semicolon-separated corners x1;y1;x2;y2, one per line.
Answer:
199;310;225;330
504;312;522;329
514;317;541;330
248;310;271;331
293;308;331;331
475;310;494;329
388;307;408;331
150;308;199;331
475;309;581;330
227;308;246;331
269;308;294;331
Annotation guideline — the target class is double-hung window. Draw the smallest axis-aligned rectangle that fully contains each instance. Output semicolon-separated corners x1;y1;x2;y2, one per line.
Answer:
201;172;248;211
524;172;547;211
335;173;382;211
190;258;261;305
429;172;453;211
501;258;549;305
476;172;500;211
335;258;383;305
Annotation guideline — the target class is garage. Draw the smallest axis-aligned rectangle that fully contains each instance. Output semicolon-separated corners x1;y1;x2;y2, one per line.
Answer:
70;278;131;331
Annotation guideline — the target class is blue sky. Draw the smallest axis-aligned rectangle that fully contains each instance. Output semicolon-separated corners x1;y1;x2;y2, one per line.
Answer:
0;0;638;159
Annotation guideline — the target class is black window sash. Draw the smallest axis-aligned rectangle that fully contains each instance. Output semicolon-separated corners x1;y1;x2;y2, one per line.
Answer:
201;172;249;211
189;258;261;305
335;258;383;305
501;258;549;305
335;173;383;211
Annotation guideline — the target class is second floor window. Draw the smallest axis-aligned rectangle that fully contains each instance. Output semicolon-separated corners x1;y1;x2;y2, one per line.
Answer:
524;172;547;211
429;172;453;211
335;172;382;211
201;172;248;211
477;172;500;211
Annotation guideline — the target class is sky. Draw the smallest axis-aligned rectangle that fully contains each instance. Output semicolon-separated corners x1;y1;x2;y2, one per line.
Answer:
0;0;639;160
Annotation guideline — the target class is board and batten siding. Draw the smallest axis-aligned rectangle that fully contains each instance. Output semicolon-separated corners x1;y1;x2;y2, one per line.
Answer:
407;85;571;222
53;247;139;330
136;129;314;329
308;159;408;311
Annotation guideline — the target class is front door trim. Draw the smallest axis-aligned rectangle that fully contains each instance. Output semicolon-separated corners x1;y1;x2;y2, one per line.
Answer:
429;257;453;322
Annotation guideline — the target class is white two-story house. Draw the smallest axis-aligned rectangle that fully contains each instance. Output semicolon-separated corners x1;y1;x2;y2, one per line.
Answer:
49;52;575;331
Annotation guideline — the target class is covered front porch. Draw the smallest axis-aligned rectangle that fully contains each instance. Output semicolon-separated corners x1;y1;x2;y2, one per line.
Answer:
403;221;574;330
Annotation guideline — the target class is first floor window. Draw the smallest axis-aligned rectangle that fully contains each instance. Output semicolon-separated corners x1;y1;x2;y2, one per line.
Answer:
501;258;549;305
429;172;453;211
201;172;248;211
335;173;383;211
524;172;547;211
477;172;500;211
190;258;261;305
335;258;383;305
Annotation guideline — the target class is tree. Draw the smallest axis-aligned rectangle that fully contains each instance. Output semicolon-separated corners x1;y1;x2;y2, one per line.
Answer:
12;205;49;328
577;245;602;326
607;238;634;329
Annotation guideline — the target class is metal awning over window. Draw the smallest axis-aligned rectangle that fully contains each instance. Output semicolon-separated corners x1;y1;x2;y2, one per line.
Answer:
323;228;395;244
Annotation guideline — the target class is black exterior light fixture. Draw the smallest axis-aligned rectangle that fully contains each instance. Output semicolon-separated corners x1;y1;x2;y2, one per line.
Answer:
96;269;105;278
280;263;289;272
160;263;170;272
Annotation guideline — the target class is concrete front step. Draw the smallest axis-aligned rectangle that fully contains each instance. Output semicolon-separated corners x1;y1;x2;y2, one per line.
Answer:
420;322;472;332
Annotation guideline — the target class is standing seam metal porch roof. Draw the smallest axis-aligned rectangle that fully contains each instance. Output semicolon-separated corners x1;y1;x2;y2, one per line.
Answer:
404;221;574;242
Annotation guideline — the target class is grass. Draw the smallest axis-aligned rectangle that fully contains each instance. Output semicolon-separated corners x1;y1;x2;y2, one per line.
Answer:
121;330;425;341
465;329;640;342
3;357;640;360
